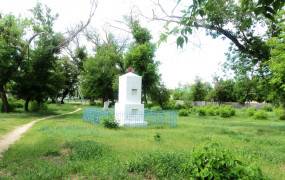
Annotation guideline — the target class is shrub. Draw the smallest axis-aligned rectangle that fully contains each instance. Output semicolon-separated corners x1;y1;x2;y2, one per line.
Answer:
154;133;161;142
262;104;273;112
174;101;186;110
273;107;285;120
165;99;175;109
253;110;268;120
184;100;193;108
127;143;264;179
30;101;48;112
197;108;206;116
151;106;162;111
178;109;189;116
219;106;235;118
279;114;285;120
246;107;256;117
183;143;264;179
8;98;24;109
204;105;220;116
102;118;119;129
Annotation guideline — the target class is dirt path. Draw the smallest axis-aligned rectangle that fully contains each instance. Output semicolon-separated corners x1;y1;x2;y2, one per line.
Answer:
0;108;81;157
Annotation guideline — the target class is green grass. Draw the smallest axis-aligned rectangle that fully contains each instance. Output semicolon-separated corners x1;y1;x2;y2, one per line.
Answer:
0;104;81;137
0;105;285;179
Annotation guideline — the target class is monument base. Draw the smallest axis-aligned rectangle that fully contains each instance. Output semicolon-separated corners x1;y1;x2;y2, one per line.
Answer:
115;103;146;127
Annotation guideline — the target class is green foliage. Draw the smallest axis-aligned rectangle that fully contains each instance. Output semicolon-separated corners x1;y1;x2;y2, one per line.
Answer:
65;141;105;161
151;106;162;111
12;3;66;111
30;101;48;112
212;78;236;103
253;110;268;120
57;57;79;104
102;118;119;129
184;143;264;179
279;114;285;120
204;105;220;116
149;83;170;109
262;105;273;112
0;14;27;112
127;152;185;179
174;101;186;110
273;107;285;120
197;108;206;116
125;20;160;103
8;98;24;108
153;133;161;142
267;14;285;106
219;106;236;118
246;107;256;117
127;143;264;179
178;109;189;116
81;39;122;102
131;21;151;44
234;77;256;104
191;77;212;101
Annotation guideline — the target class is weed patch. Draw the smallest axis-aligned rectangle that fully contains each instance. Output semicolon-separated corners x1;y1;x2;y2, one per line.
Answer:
127;143;264;179
65;141;106;161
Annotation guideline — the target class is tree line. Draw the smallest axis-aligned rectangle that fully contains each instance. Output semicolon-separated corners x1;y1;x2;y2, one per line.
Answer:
0;3;168;112
1;0;285;113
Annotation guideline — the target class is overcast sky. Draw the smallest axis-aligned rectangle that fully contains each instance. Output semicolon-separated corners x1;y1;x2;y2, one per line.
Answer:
0;0;231;88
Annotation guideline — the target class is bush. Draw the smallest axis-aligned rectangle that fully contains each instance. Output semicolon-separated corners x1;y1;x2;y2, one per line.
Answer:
279;114;285;120
262;104;273;112
219;106;235;118
184;100;193;108
102;118;119;129
151;106;162;111
204;105;220;116
30;101;48;112
178;109;189;116
8;98;24;109
253;110;268;120
197;108;206;116
174;101;186;110
246;107;256;117
273;107;285;120
127;143;264;179
164;99;175;109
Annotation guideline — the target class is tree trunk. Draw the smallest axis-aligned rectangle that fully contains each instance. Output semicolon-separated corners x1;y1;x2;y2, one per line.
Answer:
0;84;9;113
143;92;148;105
51;98;56;104
60;89;69;104
24;98;30;112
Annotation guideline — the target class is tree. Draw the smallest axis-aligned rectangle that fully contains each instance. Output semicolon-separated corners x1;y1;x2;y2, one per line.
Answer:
57;57;79;104
81;37;123;103
150;83;170;108
212;78;236;103
267;11;285;107
191;78;211;101
12;3;65;111
125;20;160;103
0;14;26;112
233;76;255;104
155;0;284;103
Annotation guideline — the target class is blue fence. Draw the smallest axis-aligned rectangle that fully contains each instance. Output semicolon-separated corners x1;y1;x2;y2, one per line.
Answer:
83;107;177;127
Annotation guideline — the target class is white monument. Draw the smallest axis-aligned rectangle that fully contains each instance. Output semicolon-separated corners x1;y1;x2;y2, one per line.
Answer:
115;71;146;126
